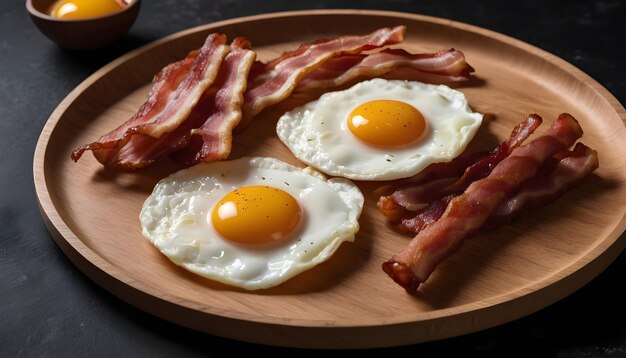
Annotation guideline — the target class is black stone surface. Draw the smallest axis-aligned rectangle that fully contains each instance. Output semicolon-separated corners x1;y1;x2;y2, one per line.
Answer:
2;0;625;356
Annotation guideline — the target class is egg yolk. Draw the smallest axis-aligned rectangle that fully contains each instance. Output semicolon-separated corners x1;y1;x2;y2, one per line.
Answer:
211;186;302;245
347;100;426;148
48;0;126;20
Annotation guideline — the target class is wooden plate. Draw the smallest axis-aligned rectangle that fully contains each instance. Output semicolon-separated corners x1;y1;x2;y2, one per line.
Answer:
33;10;626;348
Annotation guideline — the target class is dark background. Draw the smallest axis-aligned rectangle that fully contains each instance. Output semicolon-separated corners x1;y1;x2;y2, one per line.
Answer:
2;0;626;356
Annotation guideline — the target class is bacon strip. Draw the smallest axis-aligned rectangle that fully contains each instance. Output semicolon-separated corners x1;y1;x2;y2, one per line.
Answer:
71;51;197;164
171;38;257;164
73;27;480;170
392;115;544;232
486;143;599;228
382;114;584;292
295;48;474;92
240;26;406;124
455;114;543;186
390;143;596;233
107;38;256;168
71;33;229;166
378;115;542;222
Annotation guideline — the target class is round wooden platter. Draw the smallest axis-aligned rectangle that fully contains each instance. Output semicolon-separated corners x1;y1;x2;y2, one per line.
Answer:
34;10;626;349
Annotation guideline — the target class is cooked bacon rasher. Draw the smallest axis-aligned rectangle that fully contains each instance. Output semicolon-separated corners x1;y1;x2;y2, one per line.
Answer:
295;48;474;92
105;38;257;168
72;26;476;169
170;37;256;165
240;25;407;125
486;142;598;228
377;115;543;223
71;33;229;167
380;114;598;293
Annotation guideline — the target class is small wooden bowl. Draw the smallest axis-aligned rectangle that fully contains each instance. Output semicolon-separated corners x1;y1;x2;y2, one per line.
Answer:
26;0;141;50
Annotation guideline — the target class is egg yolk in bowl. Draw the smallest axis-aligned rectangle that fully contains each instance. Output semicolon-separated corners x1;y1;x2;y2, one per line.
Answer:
48;0;127;20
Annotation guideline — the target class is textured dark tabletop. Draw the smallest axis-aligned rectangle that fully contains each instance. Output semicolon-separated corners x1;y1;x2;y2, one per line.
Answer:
2;0;626;356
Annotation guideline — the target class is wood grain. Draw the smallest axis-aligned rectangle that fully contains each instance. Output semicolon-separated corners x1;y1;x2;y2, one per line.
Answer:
33;10;626;348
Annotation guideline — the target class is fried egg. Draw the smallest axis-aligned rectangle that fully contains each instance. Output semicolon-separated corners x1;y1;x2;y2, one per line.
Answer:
277;79;483;180
140;157;364;290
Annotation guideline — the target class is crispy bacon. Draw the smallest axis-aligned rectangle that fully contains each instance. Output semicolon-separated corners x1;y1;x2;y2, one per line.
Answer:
295;48;474;92
71;51;197;165
107;38;256;168
378;115;543;223
383;114;584;292
388;142;596;234
107;94;213;168
171;37;256;164
71;33;229;167
486;143;599;228
73;27;480;170
455;114;543;186
240;26;406;124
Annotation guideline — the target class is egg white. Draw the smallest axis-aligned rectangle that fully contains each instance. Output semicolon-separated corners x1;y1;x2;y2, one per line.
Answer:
140;157;364;290
276;79;483;181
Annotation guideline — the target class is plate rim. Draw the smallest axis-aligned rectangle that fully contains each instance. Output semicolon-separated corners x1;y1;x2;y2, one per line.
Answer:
33;9;626;347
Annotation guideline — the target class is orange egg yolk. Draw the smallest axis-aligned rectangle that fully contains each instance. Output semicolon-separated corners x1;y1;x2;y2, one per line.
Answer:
211;186;302;245
347;100;426;148
48;0;126;20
